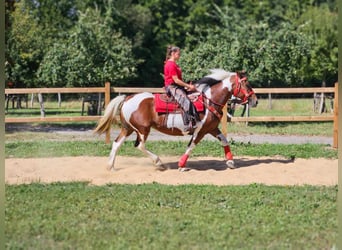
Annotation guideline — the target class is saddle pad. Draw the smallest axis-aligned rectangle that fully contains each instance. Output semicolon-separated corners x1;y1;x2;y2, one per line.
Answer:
154;93;204;113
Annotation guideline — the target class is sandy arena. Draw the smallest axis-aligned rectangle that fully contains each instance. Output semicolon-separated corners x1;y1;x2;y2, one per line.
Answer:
5;156;337;186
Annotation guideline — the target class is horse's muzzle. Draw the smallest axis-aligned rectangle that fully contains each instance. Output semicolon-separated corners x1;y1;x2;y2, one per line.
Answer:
249;98;258;107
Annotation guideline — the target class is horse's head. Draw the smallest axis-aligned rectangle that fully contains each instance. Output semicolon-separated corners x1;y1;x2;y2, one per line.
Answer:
232;71;258;107
194;69;258;108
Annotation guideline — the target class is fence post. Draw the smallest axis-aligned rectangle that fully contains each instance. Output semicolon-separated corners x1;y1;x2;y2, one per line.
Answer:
333;82;338;148
104;82;111;144
37;93;45;117
57;93;62;108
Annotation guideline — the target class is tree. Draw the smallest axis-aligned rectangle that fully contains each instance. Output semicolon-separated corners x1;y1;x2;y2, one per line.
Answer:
252;24;311;87
5;0;45;87
5;0;338;88
6;0;80;87
296;4;338;85
37;7;138;87
180;21;311;88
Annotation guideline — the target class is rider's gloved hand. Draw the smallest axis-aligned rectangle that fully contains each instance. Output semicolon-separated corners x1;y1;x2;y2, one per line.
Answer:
187;82;196;92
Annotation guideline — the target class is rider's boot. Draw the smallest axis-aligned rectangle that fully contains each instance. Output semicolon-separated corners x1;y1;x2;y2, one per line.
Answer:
183;113;194;132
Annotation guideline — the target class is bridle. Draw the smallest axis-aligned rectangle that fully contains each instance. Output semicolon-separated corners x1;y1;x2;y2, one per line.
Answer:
233;74;254;104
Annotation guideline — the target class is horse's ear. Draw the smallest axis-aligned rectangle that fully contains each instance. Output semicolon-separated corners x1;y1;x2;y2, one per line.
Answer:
237;70;247;78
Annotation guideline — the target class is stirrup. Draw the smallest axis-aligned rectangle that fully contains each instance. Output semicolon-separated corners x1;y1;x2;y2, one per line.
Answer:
184;125;192;132
184;121;197;132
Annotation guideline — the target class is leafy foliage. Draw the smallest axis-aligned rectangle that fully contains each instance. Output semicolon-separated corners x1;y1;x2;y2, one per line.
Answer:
37;7;138;87
5;0;337;87
296;4;338;83
6;1;45;87
180;9;313;87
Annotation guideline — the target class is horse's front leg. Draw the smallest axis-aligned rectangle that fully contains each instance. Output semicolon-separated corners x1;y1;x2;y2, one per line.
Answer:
178;131;205;171
211;129;236;169
178;140;195;171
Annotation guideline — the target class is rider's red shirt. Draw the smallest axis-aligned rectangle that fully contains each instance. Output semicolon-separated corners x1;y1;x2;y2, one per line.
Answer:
164;60;182;86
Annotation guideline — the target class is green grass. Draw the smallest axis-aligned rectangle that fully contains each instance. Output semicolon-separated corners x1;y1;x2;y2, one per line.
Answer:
5;100;86;117
5;108;84;117
241;98;333;117
224;121;333;136
228;98;334;136
4;120;334;139
5;140;337;159
6;183;337;249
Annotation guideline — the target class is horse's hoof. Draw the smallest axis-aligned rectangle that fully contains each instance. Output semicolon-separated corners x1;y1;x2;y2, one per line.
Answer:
156;165;167;171
178;167;191;172
154;159;167;171
226;160;236;169
107;165;115;171
154;158;163;167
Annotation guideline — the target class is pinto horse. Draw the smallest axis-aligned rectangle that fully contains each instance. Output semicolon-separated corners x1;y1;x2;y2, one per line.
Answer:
95;69;258;171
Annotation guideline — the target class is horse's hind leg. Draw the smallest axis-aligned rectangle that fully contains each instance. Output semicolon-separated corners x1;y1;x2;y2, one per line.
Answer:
108;128;132;171
137;142;163;167
135;130;163;167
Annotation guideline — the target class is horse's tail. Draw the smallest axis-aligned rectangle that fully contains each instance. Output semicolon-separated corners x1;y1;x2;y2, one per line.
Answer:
94;95;126;135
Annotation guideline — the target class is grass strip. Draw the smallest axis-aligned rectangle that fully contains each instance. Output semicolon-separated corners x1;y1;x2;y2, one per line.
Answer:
6;183;337;249
5;140;337;159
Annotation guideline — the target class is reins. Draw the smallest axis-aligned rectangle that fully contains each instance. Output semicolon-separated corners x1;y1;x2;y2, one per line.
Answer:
200;94;224;120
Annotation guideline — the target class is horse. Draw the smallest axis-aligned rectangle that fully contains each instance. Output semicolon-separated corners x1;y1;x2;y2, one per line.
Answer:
94;69;258;171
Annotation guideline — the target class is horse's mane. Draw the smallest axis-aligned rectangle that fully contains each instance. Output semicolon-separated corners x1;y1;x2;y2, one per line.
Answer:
195;69;233;86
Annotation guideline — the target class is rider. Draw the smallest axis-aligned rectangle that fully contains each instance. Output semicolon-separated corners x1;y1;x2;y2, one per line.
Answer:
163;45;200;130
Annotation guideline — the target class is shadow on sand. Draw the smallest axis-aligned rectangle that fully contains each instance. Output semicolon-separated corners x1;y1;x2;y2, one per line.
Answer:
160;156;295;171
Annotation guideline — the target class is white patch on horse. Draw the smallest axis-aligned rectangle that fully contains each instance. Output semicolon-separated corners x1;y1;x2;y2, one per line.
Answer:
122;92;153;123
166;114;186;130
202;87;212;99
222;76;233;92
206;69;234;92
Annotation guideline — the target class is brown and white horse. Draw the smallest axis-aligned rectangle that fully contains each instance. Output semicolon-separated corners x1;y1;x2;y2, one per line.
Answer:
95;69;258;171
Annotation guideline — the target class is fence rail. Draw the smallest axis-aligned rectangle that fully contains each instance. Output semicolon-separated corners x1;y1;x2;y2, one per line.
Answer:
4;87;106;94
254;87;335;94
231;116;334;122
5;82;338;148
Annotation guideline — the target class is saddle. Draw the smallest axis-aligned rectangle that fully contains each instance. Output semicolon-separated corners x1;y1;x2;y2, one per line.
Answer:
154;93;204;113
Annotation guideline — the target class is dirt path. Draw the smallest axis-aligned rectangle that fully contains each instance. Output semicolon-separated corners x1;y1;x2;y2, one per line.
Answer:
5;156;337;186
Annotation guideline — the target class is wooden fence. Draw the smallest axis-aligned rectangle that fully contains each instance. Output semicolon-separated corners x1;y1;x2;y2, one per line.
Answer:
5;82;338;148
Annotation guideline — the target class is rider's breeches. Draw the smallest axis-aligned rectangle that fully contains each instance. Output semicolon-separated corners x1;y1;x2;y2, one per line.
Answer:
166;85;200;124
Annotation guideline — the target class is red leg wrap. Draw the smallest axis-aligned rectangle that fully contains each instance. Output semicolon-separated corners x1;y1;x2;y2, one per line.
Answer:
224;145;233;160
178;154;189;168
